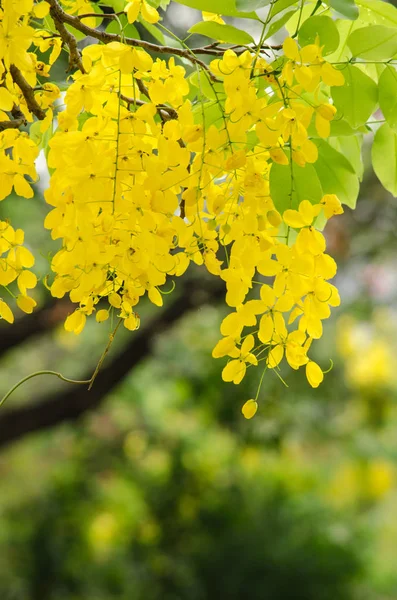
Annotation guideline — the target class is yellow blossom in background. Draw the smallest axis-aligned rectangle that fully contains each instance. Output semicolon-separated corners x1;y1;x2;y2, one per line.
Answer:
337;316;396;390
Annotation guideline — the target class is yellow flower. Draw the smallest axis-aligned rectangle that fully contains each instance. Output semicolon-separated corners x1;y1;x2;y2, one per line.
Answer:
222;334;257;384
125;0;160;24
65;310;86;335
202;11;225;25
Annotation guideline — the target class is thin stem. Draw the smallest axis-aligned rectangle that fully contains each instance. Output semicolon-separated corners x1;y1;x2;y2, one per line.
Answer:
255;365;268;401
0;371;91;409
88;319;122;390
0;319;123;406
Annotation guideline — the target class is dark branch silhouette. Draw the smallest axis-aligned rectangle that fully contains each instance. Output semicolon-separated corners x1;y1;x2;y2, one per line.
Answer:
0;278;224;450
0;298;72;359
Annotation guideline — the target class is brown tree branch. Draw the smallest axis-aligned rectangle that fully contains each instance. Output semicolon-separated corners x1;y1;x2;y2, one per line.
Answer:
9;66;46;120
0;119;26;131
45;0;218;79
0;278;224;450
48;1;86;73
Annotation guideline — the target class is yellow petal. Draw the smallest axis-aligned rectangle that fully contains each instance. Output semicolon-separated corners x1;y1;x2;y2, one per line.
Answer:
306;361;324;388
267;344;284;368
148;287;163;306
141;0;160;24
283;37;300;62
125;0;140;23
321;62;344;87
0;299;14;323
222;359;246;384
64;310;86;335
242;399;258;419
212;336;236;358
96;309;110;322
16;294;37;314
283;209;305;229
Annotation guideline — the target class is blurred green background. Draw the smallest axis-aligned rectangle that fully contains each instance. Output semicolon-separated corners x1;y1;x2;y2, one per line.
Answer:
2;4;397;599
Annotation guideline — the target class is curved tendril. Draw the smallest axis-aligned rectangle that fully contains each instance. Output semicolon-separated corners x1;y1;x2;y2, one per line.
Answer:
322;359;334;375
0;371;91;409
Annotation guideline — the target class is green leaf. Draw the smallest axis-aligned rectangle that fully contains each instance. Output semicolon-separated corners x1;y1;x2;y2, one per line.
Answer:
193;100;224;128
329;120;367;137
270;0;298;18
188;21;254;45
173;0;258;19
106;14;140;39
235;0;271;11
328;0;358;20
270;160;323;214
29;120;53;154
329;135;364;181
139;20;165;43
298;16;340;56
355;0;397;27
347;25;397;60
190;71;224;101
372;123;397;196
378;65;397;131
313;140;359;208
331;65;377;129
266;8;296;39
106;0;125;10
287;3;330;36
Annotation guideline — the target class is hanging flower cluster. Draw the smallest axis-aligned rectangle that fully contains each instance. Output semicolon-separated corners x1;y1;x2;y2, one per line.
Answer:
0;0;61;319
44;31;344;394
0;0;353;410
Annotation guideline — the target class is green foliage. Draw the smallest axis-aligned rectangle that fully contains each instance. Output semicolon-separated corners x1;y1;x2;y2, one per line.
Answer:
331;65;378;129
266;7;297;38
314;140;360;208
328;0;358;20
347;25;397;60
356;0;397;26
298;15;340;55
330;135;364;181
372;123;397;197
106;15;141;39
235;0;272;11
378;65;397;131
173;0;258;18
188;21;254;44
270;160;323;213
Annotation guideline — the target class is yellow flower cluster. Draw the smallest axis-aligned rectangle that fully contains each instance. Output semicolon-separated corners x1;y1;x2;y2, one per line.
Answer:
0;130;39;321
0;0;61;319
43;29;345;404
0;0;60;126
0;0;348;407
0;219;37;322
205;42;344;402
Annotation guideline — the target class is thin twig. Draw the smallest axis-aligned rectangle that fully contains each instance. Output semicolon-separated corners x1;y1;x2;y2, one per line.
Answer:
88;319;122;390
45;0;218;79
0;118;26;131
77;12;122;19
0;371;91;409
